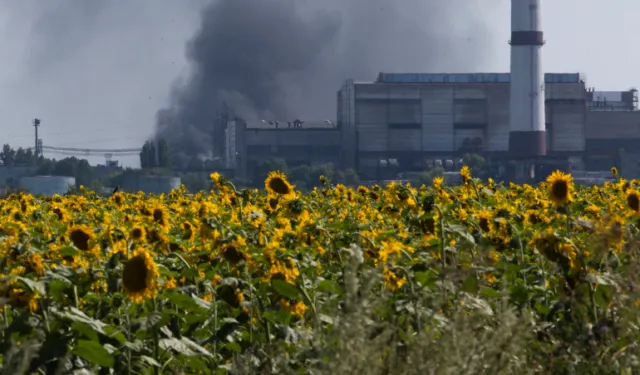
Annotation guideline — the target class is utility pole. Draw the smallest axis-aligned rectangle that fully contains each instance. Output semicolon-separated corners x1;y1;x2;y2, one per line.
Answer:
33;118;41;157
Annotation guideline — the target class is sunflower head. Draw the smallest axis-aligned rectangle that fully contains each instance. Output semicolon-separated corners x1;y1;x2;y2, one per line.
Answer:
265;171;295;198
111;192;125;206
67;225;94;251
181;221;195;241
546;170;573;206
130;226;146;241
122;247;159;303
460;165;471;183
151;205;169;229
611;167;619;177
627;190;640;213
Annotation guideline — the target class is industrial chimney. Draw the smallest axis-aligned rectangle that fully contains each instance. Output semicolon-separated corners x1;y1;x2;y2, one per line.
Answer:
508;0;546;157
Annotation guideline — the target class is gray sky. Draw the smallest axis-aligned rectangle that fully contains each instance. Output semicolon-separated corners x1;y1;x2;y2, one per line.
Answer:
0;0;636;167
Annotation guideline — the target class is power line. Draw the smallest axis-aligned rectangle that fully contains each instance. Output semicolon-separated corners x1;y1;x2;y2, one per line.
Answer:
41;145;142;153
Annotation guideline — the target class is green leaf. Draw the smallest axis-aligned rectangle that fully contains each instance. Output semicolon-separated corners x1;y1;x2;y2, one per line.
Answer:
414;270;439;289
47;279;70;301
271;279;300;300
594;284;616;309
479;286;501;299
192;294;212;309
71;322;99;342
509;285;530;305
166;291;203;312
445;224;475;245
60;246;79;258
317;280;344;295
159;337;213;357
461;274;478;295
51;307;107;335
16;276;45;295
73;340;114;368
140;355;161;367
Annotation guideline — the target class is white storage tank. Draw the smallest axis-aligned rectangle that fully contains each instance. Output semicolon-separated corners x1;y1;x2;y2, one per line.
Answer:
19;176;76;196
138;176;181;194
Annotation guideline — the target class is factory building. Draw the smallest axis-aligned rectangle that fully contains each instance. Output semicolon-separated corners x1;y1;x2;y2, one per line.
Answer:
222;74;640;182
337;72;589;178
225;119;341;180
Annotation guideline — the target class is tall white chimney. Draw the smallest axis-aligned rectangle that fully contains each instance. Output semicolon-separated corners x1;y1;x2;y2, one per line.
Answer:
509;0;546;157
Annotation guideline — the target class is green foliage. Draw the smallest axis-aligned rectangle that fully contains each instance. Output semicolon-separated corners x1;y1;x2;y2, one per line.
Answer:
140;139;171;169
462;153;486;176
0;144;36;166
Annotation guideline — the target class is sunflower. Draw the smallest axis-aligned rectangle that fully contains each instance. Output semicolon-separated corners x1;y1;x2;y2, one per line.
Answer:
130;226;146;241
122;247;159;303
611;167;618;177
51;205;68;221
216;283;244;308
546;170;573;206
476;210;492;232
151;205;169;230
210;172;221;184
221;239;248;264
67;225;93;251
181;221;195;241
265;171;295;198
627;190;640;213
460;165;471;184
319;175;327;185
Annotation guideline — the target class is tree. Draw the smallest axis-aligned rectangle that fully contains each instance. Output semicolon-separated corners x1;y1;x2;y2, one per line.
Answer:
140;141;156;169
253;158;288;183
140;139;171;169
157;138;171;168
0;144;16;166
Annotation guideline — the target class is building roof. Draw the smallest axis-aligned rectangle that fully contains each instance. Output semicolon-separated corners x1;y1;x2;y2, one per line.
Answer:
243;120;336;130
375;72;586;84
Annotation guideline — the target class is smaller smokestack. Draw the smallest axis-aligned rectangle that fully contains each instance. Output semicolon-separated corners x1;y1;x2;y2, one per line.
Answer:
508;0;546;157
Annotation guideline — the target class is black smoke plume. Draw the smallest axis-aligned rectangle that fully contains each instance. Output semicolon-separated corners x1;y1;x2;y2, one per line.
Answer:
155;0;496;161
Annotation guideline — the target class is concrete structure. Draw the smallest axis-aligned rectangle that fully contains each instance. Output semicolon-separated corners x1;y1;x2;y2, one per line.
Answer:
121;175;181;194
18;176;75;196
225;119;341;181
337;73;587;178
509;0;546;157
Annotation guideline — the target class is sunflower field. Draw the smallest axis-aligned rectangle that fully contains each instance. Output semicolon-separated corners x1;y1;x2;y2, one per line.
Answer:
2;168;640;374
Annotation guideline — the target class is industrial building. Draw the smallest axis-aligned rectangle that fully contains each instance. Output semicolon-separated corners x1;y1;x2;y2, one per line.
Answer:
225;119;341;180
335;74;640;178
224;74;640;181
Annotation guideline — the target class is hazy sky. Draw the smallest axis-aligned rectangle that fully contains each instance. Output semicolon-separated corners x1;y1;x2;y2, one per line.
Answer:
0;0;636;167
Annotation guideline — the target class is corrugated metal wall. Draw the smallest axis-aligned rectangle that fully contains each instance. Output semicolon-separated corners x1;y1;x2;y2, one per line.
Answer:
586;112;640;139
389;129;422;151
547;103;585;151
485;86;510;151
546;83;585;100
356;100;388;151
422;88;454;151
388;100;421;123
454;129;484;150
453;99;487;125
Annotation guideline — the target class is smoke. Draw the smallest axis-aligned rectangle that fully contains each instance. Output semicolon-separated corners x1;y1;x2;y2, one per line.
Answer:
156;0;498;160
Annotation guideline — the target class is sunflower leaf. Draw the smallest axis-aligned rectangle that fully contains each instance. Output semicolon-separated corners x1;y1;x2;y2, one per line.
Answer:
73;340;114;368
271;280;300;300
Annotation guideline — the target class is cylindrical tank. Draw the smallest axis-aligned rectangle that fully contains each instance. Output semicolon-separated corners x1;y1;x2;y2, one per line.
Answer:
18;176;76;196
122;175;181;194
